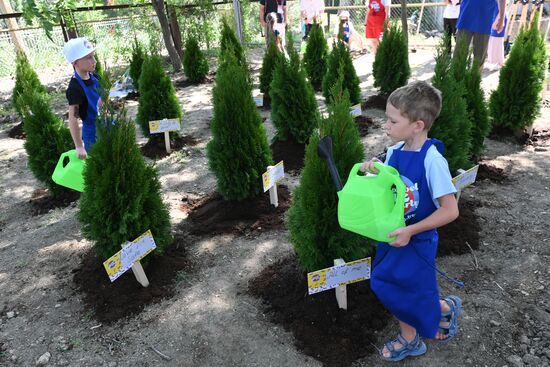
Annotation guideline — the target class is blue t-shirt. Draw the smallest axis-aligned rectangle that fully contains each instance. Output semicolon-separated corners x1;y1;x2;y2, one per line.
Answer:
385;142;457;208
457;0;498;35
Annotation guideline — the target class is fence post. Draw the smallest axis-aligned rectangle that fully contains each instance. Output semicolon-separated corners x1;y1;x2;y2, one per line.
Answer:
416;0;426;35
233;0;244;43
0;0;26;54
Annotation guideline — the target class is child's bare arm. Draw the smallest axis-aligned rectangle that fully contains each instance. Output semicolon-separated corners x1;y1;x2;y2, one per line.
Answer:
387;193;459;247
68;105;87;159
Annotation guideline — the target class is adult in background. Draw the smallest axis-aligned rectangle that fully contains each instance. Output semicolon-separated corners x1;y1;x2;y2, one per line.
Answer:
443;0;461;54
455;0;505;66
300;0;325;40
260;0;288;46
485;7;507;70
364;0;391;56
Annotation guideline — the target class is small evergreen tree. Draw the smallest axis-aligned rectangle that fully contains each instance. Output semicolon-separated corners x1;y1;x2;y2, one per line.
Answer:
288;74;371;272
19;88;73;197
270;33;320;144
219;18;246;68
79;111;172;260
183;35;209;83
373;21;410;97
322;39;361;105
259;36;282;103
489;12;547;131
94;52;106;82
129;38;146;91
430;38;472;174
207;55;273;201
136;55;182;141
12;52;47;117
464;59;490;160
303;22;328;91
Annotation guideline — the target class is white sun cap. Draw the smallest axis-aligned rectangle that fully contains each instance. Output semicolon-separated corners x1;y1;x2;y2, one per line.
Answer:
339;10;350;18
63;37;96;64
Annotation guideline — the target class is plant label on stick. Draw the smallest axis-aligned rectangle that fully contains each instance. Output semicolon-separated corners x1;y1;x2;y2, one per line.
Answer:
307;257;371;295
453;165;479;201
149;118;181;153
253;94;263;107
262;161;284;207
103;230;157;286
350;104;362;117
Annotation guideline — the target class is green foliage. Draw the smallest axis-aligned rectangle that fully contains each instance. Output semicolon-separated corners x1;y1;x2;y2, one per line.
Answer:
489;12;547;131
464;59;490;160
430;38;472;174
207;56;272;201
19;89;73;197
136;55;182;140
219;18;246;68
259;37;282;96
373;21;410;97
79;112;172;260
183;35;209;83
288;75;371;272
22;0;77;41
12;52;47;117
322;39;361;105
129;39;146;91
270;34;320;144
303;23;328;91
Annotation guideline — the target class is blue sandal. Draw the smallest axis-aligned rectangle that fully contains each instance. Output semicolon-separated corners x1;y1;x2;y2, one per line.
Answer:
438;295;462;344
380;333;427;362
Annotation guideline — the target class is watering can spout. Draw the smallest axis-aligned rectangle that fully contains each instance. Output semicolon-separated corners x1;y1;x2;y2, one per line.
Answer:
317;136;343;191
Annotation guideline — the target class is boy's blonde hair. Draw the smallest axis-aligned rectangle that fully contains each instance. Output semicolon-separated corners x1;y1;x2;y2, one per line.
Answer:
387;81;442;130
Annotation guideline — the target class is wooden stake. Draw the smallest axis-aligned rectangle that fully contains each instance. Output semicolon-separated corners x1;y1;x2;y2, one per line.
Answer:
164;131;171;153
334;258;347;310
266;165;278;207
131;261;150;287
455;168;466;203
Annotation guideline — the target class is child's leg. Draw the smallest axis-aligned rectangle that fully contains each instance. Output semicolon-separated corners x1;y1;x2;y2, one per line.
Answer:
436;299;451;340
381;320;418;358
436;296;462;343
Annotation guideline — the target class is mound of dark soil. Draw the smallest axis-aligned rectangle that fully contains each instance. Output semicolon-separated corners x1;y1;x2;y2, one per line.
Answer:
355;115;374;137
72;233;193;324
270;139;306;172
526;128;550;147
29;188;80;216
362;94;387;111
477;162;508;182
438;196;481;256
174;75;215;89
181;186;291;236
140;135;200;159
8;122;25;139
249;255;391;367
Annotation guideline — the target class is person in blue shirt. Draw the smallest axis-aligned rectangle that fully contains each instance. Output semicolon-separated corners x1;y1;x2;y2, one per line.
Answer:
360;81;461;362
455;0;505;66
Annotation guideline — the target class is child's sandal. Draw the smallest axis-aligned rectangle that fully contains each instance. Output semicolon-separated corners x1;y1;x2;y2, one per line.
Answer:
438;295;462;344
380;333;427;362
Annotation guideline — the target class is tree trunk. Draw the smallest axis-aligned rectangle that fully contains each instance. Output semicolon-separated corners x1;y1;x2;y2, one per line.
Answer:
167;5;183;60
151;0;182;71
400;0;408;46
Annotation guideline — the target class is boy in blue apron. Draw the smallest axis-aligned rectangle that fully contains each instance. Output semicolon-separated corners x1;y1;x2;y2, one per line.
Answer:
63;38;102;160
360;81;462;362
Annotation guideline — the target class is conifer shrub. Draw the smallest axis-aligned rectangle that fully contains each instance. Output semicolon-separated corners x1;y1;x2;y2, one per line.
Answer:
12;52;47;117
303;22;328;91
259;36;282;104
207;54;272;201
129;39;146;91
322;39;361;105
79;111;172;260
489;12;547;131
288;75;371;272
373;21;410;97
136;55;182;141
430;38;472;174
270;34;320;144
183;35;209;83
219;18;246;69
18;89;73;197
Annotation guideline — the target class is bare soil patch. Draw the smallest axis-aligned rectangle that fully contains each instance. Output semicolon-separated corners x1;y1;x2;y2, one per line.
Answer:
29;188;81;216
362;94;387;110
355;115;374;137
437;196;481;256
270;139;306;172
140;134;200;159
477;162;508;182
7;121;25;139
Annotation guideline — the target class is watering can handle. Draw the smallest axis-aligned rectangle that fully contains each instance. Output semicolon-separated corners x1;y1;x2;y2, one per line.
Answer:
54;150;73;172
372;162;407;226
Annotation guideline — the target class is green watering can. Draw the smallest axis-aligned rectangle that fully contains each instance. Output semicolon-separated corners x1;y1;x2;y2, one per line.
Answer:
318;136;406;242
51;150;86;192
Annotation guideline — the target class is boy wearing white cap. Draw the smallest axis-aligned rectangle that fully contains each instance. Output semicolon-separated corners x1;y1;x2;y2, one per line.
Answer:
63;37;101;160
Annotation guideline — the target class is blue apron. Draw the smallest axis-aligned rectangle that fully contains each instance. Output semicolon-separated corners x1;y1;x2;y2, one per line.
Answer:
74;72;101;153
370;139;444;338
342;22;350;44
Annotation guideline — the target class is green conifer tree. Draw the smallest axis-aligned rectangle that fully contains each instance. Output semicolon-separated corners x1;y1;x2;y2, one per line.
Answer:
183;35;209;83
373;21;410;97
322;39;361;105
464;59;490;160
207;55;273;201
129;38;146;91
430;38;472;174
489;12;547;131
259;36;282;105
79;111;172;260
270;33;320;144
303;22;328;91
288;73;370;272
136;55;182;141
12;52;47;117
219;18;246;69
19;89;73;197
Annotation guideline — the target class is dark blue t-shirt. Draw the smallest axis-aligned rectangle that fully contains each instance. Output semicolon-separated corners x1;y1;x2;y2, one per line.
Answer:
456;0;498;35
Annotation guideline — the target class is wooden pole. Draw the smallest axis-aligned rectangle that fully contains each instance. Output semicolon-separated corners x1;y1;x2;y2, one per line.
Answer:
334;258;347;310
416;0;426;35
164;131;171;153
0;0;26;54
266;165;279;207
